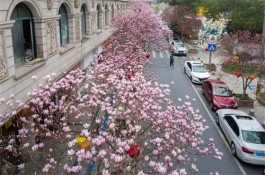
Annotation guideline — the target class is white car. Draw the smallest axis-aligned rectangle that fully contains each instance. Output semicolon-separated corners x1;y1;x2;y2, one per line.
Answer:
171;40;187;56
183;61;210;84
216;109;265;165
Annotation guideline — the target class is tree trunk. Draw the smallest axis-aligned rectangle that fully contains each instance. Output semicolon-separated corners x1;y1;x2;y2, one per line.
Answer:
242;77;247;98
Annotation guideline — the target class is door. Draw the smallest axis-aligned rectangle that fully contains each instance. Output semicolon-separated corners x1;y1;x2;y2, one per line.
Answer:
12;20;25;68
186;62;192;76
204;82;212;102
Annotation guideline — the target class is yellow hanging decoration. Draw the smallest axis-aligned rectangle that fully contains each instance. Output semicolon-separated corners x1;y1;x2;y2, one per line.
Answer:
75;136;87;148
233;55;239;62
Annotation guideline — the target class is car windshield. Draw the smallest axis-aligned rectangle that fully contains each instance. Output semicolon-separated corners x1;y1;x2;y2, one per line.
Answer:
192;65;206;73
176;43;184;47
242;130;265;144
213;87;233;97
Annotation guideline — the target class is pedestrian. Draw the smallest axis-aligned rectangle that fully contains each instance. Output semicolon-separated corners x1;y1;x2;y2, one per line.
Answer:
169;55;174;68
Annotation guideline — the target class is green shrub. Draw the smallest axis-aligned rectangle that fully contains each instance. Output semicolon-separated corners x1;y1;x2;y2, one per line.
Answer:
235;94;251;100
221;62;258;75
204;63;216;71
258;92;265;101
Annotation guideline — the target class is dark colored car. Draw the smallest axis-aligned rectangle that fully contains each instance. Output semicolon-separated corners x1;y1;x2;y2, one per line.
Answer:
202;79;237;111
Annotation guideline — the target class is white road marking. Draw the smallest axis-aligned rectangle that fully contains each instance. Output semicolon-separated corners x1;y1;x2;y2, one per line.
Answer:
152;51;156;58
166;50;170;57
186;76;247;175
159;52;163;58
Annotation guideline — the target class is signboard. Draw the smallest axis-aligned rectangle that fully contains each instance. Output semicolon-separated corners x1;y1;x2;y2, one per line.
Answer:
208;44;216;51
208;35;217;44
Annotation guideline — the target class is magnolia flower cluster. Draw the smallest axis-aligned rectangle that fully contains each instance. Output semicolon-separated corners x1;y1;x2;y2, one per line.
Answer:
0;0;222;174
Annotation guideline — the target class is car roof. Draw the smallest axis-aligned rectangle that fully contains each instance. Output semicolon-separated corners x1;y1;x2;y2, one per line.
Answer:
231;115;265;131
207;79;228;88
220;109;265;131
187;61;203;66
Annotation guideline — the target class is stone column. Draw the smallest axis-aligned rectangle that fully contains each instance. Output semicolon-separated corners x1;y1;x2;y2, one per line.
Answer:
68;15;75;44
90;11;97;34
74;15;81;43
0;21;15;79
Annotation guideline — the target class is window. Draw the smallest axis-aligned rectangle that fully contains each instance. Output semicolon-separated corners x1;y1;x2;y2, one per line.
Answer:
187;62;191;69
81;5;86;37
242;130;265;144
97;5;102;29
206;82;212;91
192;65;207;73
105;5;109;26
213;87;233;97
59;4;69;46
11;3;36;68
111;4;115;19
224;116;239;136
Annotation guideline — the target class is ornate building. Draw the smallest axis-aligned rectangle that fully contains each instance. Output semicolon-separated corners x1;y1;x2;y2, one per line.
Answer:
0;2;129;172
0;0;129;119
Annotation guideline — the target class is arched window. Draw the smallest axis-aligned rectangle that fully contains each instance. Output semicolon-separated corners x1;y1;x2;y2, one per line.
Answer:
97;5;102;29
59;4;69;46
11;3;36;68
111;4;115;19
105;5;109;26
81;5;86;36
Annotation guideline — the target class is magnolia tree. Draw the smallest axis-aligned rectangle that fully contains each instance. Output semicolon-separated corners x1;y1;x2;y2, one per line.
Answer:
161;5;202;39
0;1;222;174
111;0;172;52
221;30;264;97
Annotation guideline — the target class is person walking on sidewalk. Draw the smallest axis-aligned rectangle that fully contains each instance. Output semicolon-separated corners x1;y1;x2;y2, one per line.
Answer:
170;55;175;68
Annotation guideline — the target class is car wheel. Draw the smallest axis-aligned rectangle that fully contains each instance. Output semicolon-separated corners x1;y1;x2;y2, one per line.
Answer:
231;142;237;157
215;113;219;125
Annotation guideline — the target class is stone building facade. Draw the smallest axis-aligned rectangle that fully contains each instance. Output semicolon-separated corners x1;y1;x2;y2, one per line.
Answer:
0;0;129;115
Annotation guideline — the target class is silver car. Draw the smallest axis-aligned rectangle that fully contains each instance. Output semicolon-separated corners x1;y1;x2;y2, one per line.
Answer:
216;109;265;165
171;40;187;56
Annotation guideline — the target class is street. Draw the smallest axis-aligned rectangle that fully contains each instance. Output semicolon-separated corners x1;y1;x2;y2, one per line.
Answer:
147;50;264;175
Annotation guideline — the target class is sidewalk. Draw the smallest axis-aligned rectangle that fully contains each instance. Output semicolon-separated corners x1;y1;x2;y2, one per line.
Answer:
188;45;265;127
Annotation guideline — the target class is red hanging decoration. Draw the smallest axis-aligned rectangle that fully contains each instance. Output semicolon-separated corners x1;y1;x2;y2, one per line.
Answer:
127;74;134;79
234;72;242;78
145;53;150;59
226;59;233;64
127;145;141;158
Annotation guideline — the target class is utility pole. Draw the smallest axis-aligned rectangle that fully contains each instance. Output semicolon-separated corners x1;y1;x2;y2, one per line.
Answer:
209;51;212;64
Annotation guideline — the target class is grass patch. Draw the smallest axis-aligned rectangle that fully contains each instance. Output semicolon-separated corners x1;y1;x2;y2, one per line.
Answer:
235;94;251;100
204;63;216;71
221;62;258;75
258;92;265;101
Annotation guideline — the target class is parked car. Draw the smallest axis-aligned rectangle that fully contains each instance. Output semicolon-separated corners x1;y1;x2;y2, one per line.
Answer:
171;40;187;56
202;79;237;111
183;61;210;84
216;109;265;165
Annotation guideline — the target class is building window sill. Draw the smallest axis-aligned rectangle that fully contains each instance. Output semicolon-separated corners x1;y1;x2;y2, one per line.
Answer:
0;76;10;83
59;44;75;55
14;58;46;80
97;29;103;34
81;35;90;43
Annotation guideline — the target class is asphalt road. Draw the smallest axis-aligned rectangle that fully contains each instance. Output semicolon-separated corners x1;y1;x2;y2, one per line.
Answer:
147;50;264;175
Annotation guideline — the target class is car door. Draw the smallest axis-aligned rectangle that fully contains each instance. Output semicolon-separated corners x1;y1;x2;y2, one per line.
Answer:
223;116;240;144
186;62;192;76
204;81;212;102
